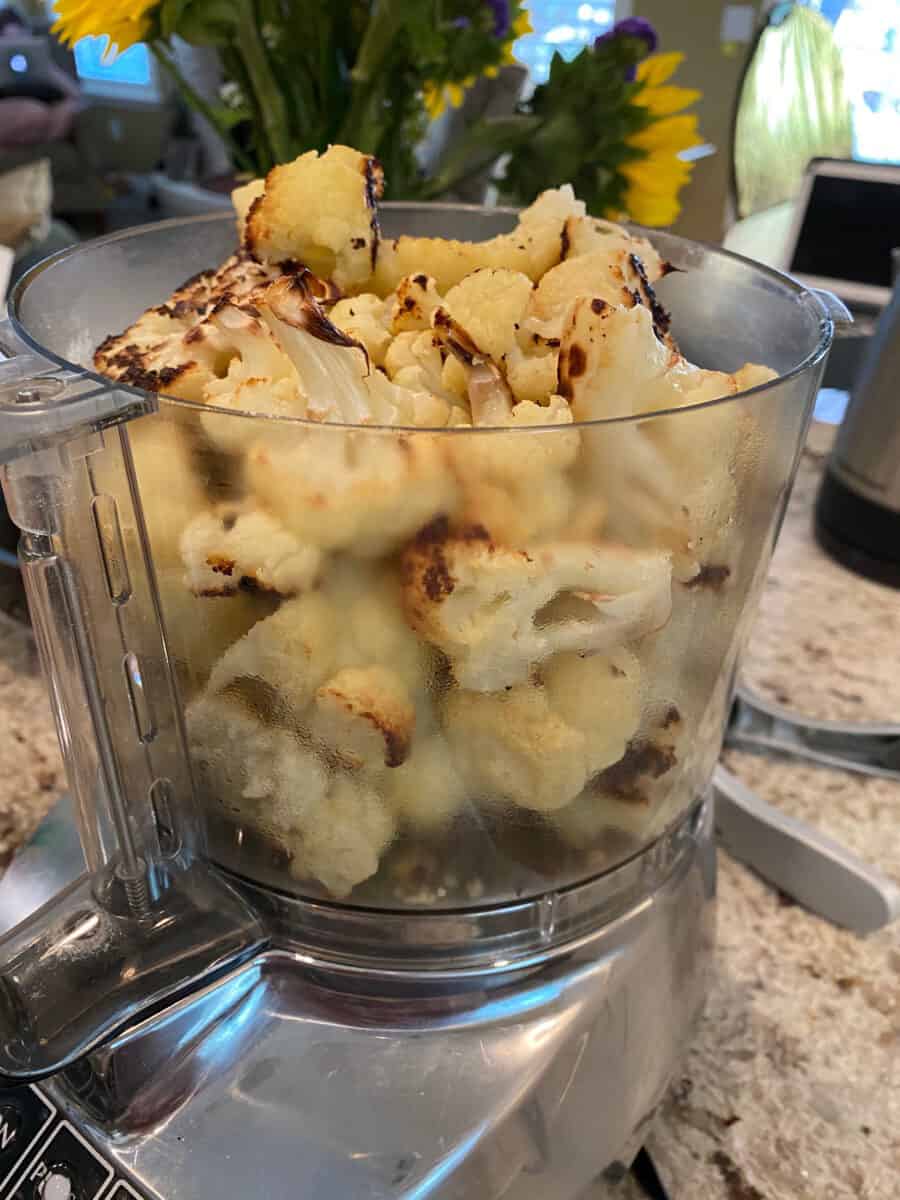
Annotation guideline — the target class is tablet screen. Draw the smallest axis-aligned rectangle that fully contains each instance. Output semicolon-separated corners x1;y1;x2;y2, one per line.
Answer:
789;171;900;289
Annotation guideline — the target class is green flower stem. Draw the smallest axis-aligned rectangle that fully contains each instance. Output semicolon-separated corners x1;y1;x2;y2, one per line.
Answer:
235;0;293;167
337;0;404;149
150;42;256;176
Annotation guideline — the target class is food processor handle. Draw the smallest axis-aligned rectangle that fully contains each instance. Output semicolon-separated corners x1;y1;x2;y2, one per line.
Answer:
0;330;266;1083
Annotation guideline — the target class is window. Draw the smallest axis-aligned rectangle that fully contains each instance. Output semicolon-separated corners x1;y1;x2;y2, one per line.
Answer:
513;2;616;83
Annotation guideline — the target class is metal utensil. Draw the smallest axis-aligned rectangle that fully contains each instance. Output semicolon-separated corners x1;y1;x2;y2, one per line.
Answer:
713;763;900;933
726;685;900;779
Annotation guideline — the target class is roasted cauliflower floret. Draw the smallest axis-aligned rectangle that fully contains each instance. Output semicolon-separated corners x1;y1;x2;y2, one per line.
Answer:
284;774;396;897
187;694;395;896
371;185;579;296
245;426;457;558
157;575;271;695
401;523;672;690
568;302;774;579
329;293;392;367
309;664;416;769
207;590;341;717
444;395;579;543
180;507;322;597
244;144;383;289
562;214;666;277
206;560;432;767
232;177;265;241
119;416;206;568
95;252;277;400
542;646;642;771
441;268;533;362
443;649;639;812
381;732;468;831
389;273;444;334
200;300;304;452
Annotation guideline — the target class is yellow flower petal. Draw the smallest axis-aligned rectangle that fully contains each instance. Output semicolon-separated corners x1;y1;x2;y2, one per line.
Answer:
447;82;465;108
634;84;702;117
635;52;684;88
513;11;533;37
51;0;156;52
628;113;702;154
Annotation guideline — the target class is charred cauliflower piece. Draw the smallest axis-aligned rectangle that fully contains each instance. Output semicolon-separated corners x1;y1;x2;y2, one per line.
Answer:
371;185;583;295
445;394;580;544
443;648;639;812
441;268;533;362
381;732;468;832
401;522;672;691
329;293;392;367
389;273;444;334
180;507;322;597
245;424;457;558
187;694;395;896
200;300;304;452
244;144;383;290
310;664;415;770
565;302;775;579
95;251;276;400
206;561;431;774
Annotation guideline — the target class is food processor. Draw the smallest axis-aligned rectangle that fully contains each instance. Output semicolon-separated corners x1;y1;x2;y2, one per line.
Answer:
0;205;847;1200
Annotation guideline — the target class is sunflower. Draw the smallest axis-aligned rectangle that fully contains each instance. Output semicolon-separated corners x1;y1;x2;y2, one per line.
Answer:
424;6;532;118
51;0;159;57
622;52;702;226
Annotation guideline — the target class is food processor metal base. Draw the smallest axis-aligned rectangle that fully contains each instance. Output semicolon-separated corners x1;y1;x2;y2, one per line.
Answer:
0;797;714;1200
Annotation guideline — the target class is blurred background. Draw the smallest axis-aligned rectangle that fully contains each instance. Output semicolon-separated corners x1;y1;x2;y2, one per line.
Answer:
0;0;895;281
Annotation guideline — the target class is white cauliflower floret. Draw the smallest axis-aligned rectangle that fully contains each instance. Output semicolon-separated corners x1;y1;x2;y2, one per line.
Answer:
187;693;328;832
504;346;559;406
329;293;392;366
232;177;265;241
206;560;433;770
520;183;586;228
95;253;276;401
309;664;416;769
568;302;775;579
442;649;639;812
382;732;467;831
551;706;683;847
245;426;457;557
201;300;304;452
444;684;587;812
180;507;322;597
372;184;578;296
441;268;533;362
444;395;580;543
244;145;383;290
542;646;642;771
389;273;444;334
562;215;666;278
207;590;341;717
119;416;206;569
401;525;672;690
187;694;395;896
285;774;396;897
260;275;397;424
156;572;271;695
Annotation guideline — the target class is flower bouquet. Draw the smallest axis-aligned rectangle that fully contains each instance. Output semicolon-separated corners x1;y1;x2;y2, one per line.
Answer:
52;3;701;225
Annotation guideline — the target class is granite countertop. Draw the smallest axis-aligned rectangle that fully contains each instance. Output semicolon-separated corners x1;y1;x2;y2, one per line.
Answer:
0;425;897;1199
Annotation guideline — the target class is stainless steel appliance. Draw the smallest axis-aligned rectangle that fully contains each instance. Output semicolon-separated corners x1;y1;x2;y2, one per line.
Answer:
0;208;845;1199
816;275;900;586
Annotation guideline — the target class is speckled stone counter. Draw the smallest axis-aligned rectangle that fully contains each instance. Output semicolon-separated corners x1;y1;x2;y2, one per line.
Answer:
617;424;900;1200
0;425;897;1199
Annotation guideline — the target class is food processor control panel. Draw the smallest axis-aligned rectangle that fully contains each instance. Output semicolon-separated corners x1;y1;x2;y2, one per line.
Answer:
0;1086;143;1200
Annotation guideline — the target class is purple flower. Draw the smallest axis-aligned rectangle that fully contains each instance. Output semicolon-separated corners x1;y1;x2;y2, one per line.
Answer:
485;0;511;39
594;17;658;56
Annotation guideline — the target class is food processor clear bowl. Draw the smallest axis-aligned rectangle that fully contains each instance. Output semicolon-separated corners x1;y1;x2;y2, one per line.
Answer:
1;206;838;917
